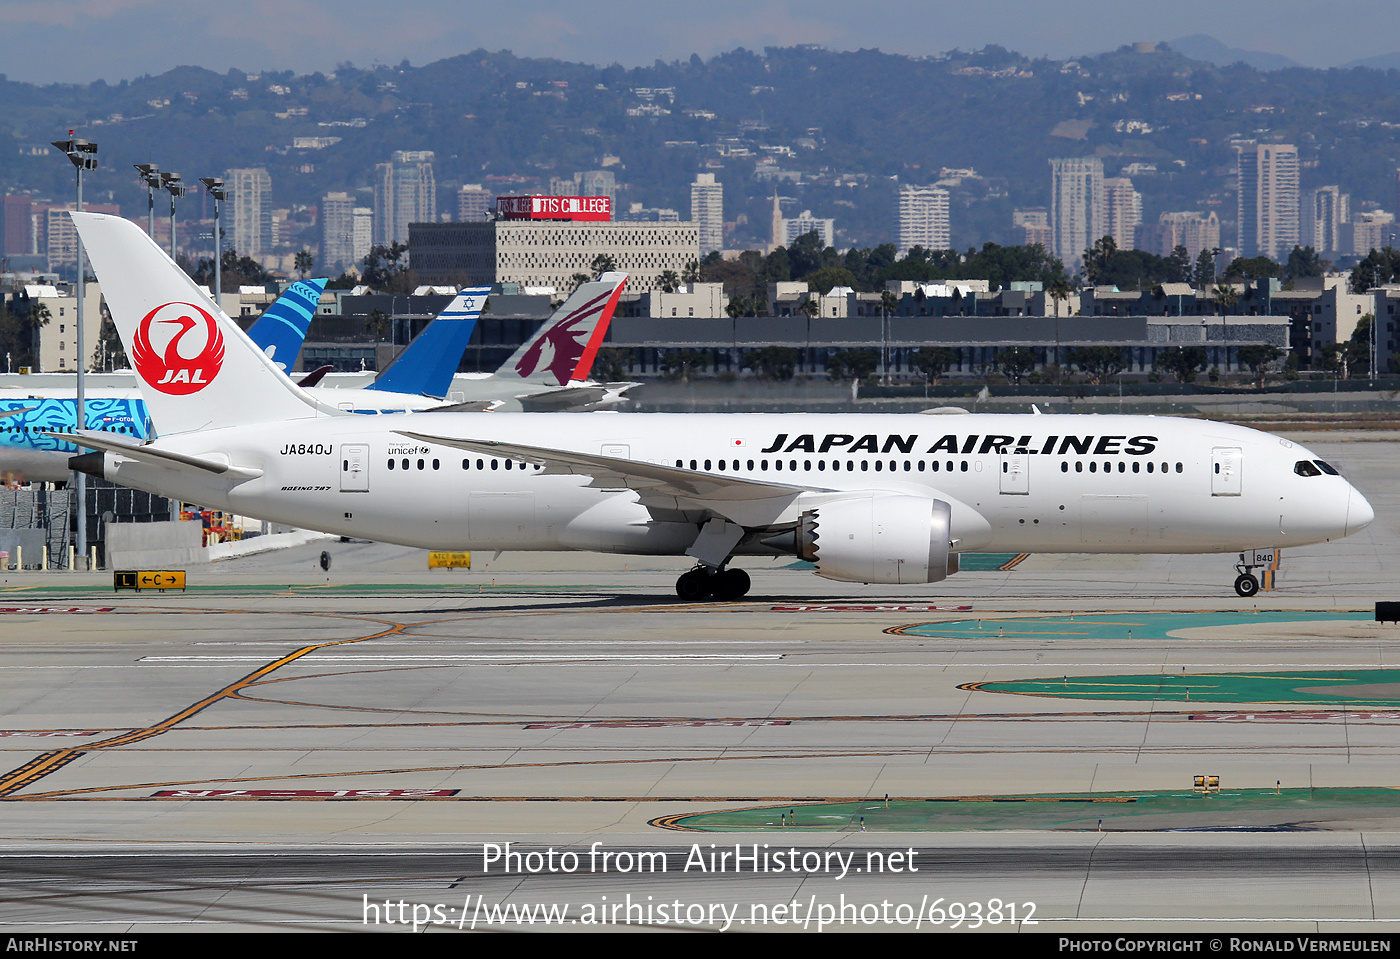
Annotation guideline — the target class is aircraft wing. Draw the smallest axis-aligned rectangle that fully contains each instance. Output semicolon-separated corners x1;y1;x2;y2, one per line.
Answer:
515;385;609;411
0;407;35;420
396;430;818;525
416;399;503;413
296;365;335;388
50;430;263;479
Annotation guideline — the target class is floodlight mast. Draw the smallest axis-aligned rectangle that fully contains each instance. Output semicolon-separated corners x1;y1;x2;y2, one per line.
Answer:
51;134;97;569
133;164;161;238
200;177;229;306
159;172;186;260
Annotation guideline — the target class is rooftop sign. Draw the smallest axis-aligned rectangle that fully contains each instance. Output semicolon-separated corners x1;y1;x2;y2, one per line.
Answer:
497;195;611;222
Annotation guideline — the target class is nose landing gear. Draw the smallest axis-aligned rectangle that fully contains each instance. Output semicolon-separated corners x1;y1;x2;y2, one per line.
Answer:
675;565;751;602
1233;550;1272;598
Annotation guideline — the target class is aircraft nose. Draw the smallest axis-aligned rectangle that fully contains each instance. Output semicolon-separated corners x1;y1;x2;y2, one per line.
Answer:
1347;487;1375;537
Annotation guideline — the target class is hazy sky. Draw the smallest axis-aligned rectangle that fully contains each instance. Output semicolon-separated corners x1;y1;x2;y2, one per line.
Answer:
4;0;1399;84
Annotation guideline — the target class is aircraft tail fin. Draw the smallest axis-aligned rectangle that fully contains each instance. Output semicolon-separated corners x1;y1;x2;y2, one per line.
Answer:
71;212;321;436
245;277;328;372
500;272;627;387
367;286;490;397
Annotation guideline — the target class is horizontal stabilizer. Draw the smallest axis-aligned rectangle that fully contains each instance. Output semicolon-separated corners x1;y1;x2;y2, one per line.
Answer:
50;430;262;479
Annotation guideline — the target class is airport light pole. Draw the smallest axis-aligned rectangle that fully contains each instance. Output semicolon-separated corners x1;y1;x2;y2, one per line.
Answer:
133;163;161;238
159;172;186;261
200;177;229;308
52;133;97;569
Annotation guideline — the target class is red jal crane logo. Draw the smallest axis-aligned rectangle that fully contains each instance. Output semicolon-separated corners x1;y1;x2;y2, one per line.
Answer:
130;302;226;395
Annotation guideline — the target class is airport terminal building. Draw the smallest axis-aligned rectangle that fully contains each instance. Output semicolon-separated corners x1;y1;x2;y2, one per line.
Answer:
409;194;698;293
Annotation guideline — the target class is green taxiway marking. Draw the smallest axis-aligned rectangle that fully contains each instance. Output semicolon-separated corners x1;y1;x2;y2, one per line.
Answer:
975;667;1400;705
893;610;1370;642
665;788;1400;832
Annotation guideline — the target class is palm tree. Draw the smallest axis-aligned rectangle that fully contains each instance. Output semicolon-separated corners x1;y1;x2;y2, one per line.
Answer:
879;290;899;384
1047;275;1072;383
294;249;314;280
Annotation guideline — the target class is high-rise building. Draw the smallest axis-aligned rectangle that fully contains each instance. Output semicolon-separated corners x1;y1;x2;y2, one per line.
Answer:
1102;177;1141;251
1049;157;1104;272
374;151;435;246
44;203;119;274
550;170;618;209
2;195;32;257
1145;211;1221;260
226;168;273;257
783;210;834;248
690;173;723;256
897;184;950;256
1303;185;1349;254
320;192;356;271
1237;143;1299;260
457;184;492;222
1347;210;1395;256
1013;208;1052;249
352;208;373;266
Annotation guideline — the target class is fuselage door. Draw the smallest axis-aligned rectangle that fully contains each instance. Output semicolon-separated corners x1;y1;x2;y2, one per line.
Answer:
1211;447;1242;496
999;453;1030;494
341;444;369;492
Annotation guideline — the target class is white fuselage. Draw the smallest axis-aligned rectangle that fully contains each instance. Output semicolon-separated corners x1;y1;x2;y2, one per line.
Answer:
95;412;1372;558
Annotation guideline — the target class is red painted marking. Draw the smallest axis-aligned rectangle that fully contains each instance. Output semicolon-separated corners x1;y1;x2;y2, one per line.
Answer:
771;605;973;612
0;607;115;614
0;730;100;737
525;720;792;730
152;789;458;798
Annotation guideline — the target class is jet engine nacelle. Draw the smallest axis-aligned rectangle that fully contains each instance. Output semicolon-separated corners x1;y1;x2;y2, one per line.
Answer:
795;493;954;584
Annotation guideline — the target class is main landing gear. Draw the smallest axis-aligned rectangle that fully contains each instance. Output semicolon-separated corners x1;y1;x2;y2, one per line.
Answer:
676;565;751;602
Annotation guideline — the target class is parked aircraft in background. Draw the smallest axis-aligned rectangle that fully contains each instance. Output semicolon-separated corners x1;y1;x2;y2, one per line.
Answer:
60;212;1376;601
0;267;628;482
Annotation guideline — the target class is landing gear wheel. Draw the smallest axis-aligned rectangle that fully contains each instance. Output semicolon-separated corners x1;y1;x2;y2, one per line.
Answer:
676;568;713;601
710;568;751;601
1234;573;1260;598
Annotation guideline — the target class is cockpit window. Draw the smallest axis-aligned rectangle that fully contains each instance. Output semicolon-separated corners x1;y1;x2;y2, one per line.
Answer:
1294;460;1322;477
1313;460;1339;476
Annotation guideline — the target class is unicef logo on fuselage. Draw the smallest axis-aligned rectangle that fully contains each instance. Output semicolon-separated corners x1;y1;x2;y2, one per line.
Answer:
130;301;226;395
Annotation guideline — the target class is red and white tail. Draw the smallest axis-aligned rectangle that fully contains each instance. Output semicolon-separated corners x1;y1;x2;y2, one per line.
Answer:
72;212;322;436
501;272;626;387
